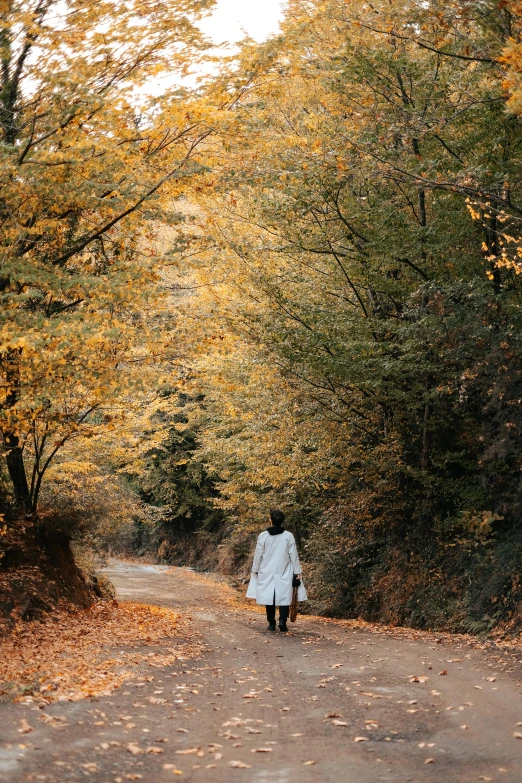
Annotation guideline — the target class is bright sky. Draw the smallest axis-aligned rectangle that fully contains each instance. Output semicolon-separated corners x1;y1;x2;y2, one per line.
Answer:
199;0;285;44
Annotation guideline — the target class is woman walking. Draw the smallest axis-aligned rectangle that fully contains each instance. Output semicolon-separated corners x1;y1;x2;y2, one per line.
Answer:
246;509;307;631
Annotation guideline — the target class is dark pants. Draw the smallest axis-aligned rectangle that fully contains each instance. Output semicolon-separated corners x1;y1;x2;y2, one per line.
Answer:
266;602;289;624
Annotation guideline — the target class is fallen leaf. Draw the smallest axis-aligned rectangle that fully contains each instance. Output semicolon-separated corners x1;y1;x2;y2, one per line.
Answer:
461;725;469;730
353;737;368;742
162;765;183;775
251;748;273;752
514;732;522;739
146;747;164;754
39;714;68;728
303;760;316;765
439;670;448;676
332;719;348;726
176;748;201;756
229;761;251;768
126;744;142;755
425;758;434;764
17;720;32;734
325;712;343;719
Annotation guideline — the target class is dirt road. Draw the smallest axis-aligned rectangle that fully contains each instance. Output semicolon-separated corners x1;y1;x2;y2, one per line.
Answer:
1;561;522;783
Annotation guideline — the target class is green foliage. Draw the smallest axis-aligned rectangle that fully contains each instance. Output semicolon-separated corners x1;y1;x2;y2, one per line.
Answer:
179;0;522;633
115;392;226;565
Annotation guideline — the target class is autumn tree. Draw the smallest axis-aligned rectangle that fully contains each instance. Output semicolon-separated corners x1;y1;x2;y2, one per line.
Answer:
180;0;522;628
0;0;215;513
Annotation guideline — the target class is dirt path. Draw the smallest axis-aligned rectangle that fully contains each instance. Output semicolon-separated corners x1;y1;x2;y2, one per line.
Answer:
2;561;522;783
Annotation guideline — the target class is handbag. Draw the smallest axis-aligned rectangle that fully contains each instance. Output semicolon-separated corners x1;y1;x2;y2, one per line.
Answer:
290;585;299;623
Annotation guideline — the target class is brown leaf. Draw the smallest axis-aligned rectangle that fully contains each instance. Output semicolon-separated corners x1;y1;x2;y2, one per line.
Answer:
81;763;98;772
39;714;68;728
17;719;33;734
353;737;368;742
331;719;348;726
229;761;251;768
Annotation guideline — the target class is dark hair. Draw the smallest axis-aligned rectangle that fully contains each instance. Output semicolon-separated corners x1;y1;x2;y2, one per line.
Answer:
269;508;285;526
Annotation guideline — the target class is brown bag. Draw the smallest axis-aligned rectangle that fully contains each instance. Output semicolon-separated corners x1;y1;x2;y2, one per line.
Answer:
290;586;299;623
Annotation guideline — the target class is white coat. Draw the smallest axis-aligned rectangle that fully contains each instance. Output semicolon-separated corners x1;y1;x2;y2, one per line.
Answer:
246;529;308;606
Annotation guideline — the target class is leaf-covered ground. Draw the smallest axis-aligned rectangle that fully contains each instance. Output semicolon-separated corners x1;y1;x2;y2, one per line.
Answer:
0;600;203;704
1;561;522;783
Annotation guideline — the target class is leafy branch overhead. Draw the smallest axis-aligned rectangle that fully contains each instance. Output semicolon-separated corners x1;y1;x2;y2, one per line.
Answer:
0;0;217;512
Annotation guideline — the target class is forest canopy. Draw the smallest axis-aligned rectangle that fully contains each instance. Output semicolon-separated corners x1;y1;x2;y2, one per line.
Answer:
3;0;522;635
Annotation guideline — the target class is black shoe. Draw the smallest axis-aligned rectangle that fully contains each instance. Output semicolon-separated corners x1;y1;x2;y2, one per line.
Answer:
268;622;276;631
278;622;288;632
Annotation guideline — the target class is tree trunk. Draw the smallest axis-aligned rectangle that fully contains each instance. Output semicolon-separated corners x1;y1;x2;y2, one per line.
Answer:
4;432;30;510
1;348;31;511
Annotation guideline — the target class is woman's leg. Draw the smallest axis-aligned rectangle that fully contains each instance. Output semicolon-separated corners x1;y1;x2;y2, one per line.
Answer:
278;605;289;631
266;591;276;629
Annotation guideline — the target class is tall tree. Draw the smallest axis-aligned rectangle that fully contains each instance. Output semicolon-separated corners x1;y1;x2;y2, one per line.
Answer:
183;0;522;623
0;0;215;512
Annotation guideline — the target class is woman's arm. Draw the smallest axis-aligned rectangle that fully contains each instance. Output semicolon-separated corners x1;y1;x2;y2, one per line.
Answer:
252;534;266;573
287;533;301;575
